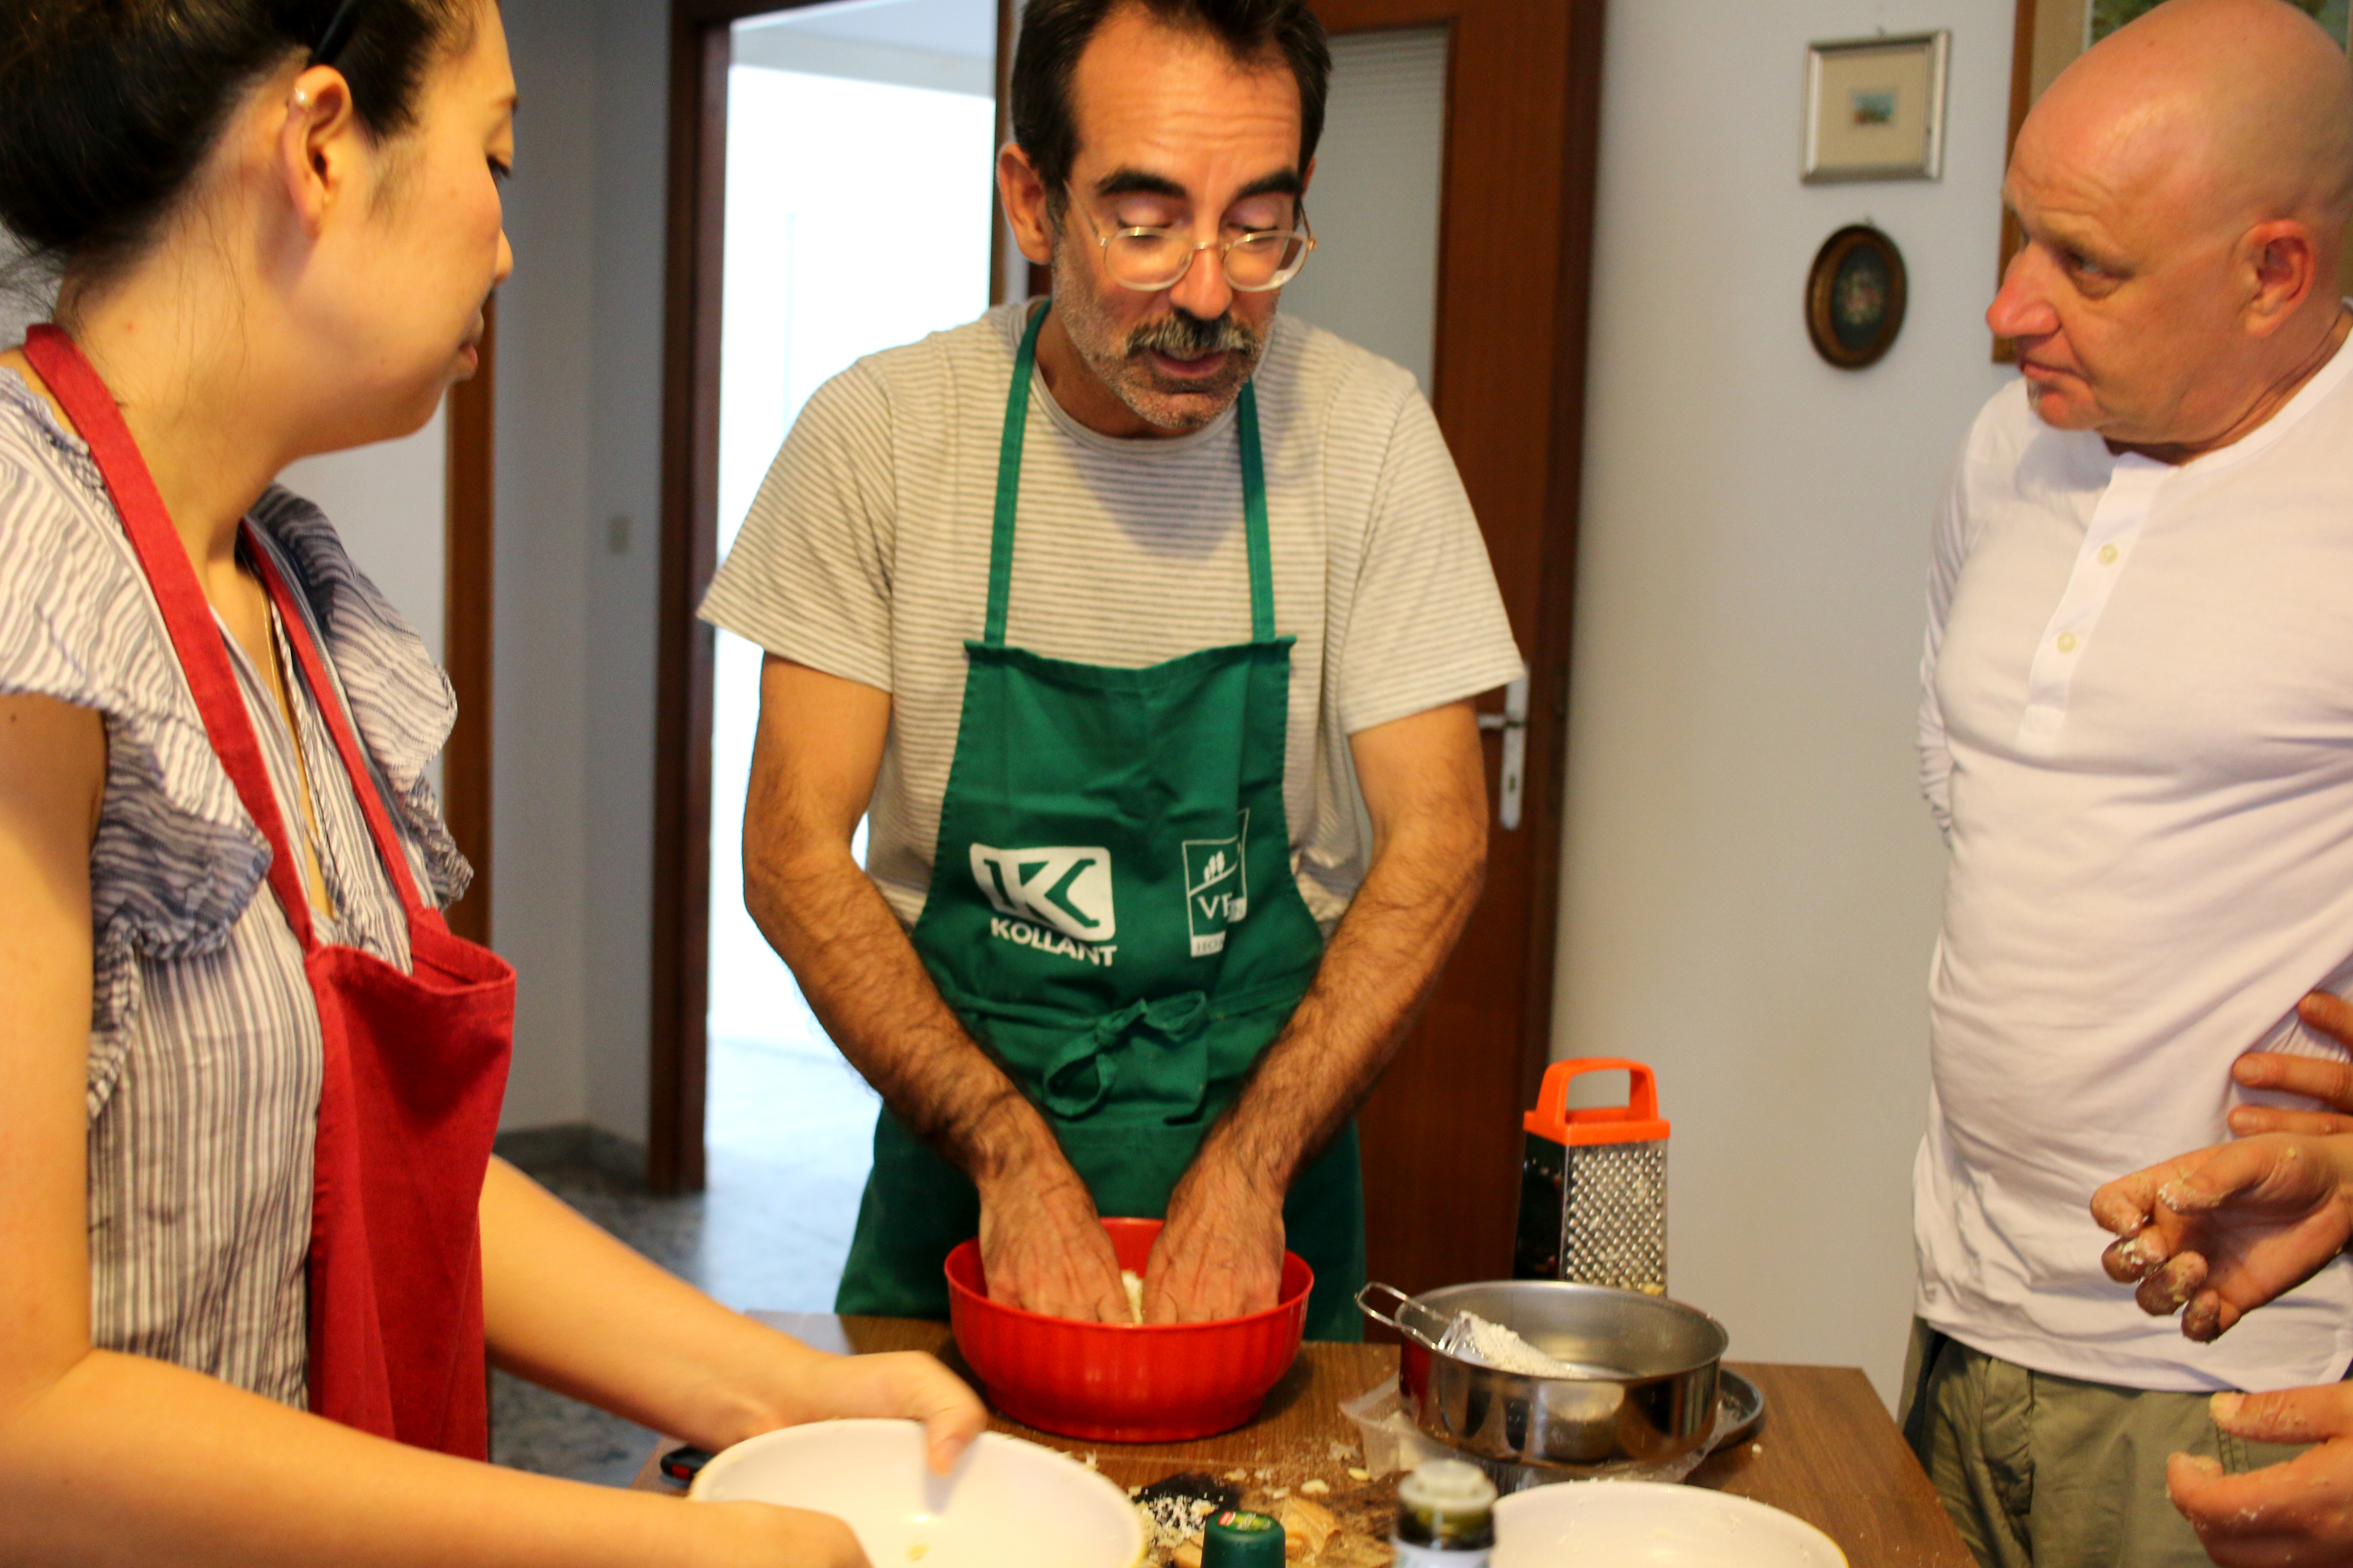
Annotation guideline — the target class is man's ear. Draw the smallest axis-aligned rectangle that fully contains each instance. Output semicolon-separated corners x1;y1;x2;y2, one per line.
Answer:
2241;217;2322;337
998;142;1054;267
275;65;363;238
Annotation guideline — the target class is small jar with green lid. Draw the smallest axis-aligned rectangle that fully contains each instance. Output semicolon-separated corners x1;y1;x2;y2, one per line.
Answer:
1201;1508;1286;1568
1391;1458;1498;1566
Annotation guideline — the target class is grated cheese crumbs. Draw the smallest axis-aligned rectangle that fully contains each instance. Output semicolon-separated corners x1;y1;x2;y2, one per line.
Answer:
1136;1495;1211;1556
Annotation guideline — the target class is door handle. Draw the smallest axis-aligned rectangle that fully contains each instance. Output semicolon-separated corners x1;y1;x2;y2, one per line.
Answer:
1475;676;1530;831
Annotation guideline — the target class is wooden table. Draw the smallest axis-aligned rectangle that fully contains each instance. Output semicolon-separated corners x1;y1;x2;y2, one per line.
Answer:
634;1314;1973;1566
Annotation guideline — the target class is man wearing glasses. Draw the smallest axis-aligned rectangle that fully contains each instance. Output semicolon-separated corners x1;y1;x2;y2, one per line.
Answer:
699;0;1520;1337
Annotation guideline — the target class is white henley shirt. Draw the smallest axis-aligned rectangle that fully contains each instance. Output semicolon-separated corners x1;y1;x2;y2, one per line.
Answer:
1916;328;2353;1393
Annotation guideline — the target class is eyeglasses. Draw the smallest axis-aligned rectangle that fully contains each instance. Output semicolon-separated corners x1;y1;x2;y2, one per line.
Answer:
1073;198;1316;293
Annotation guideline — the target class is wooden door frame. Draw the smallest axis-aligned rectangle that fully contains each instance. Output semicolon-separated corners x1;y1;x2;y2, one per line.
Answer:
442;299;496;947
646;0;1608;1222
653;0;817;1194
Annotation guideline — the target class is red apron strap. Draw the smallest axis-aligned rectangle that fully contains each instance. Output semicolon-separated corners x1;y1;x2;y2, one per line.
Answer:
243;537;440;929
22;326;319;949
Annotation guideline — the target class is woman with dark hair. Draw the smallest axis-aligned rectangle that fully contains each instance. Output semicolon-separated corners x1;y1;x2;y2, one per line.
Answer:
0;3;979;1562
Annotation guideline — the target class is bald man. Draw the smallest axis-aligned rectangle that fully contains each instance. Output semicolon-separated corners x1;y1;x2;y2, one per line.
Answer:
1900;1;2353;1563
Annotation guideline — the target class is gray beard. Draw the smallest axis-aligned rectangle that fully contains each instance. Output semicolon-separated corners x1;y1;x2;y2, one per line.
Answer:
1046;234;1267;432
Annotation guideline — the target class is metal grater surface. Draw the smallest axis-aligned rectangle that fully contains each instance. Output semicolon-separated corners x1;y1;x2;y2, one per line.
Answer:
1562;1140;1668;1293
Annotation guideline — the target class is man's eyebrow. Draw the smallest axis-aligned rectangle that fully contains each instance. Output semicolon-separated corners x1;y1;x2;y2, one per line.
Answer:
1094;168;1188;200
1090;167;1307;203
1234;169;1305;201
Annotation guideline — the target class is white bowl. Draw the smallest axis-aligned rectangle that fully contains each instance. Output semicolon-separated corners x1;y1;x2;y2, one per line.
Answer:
1493;1480;1848;1567
688;1418;1144;1568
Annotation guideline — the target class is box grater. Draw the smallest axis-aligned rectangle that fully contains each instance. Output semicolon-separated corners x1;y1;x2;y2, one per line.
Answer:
1512;1058;1670;1293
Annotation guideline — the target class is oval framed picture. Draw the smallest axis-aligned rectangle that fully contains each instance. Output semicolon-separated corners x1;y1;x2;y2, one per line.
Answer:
1806;224;1908;369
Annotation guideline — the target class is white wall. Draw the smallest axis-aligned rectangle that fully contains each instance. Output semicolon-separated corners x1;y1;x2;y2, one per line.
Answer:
580;0;673;1144
1557;1;2016;1402
488;0;675;1139
278;408;448;664
491;0;599;1130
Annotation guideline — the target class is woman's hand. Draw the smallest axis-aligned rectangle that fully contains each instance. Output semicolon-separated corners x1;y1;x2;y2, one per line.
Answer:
479;1161;985;1476
2230;993;2353;1137
2091;1134;2353;1340
697;1500;872;1568
765;1349;987;1476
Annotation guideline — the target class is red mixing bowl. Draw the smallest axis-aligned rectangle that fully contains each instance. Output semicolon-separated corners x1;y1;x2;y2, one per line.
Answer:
945;1216;1313;1441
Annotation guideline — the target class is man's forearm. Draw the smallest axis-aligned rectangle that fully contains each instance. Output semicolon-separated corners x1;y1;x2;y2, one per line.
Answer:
743;835;1057;1182
1199;808;1487;1192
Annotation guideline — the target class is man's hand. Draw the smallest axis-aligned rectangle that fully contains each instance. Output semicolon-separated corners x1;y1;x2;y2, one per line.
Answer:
975;1150;1130;1323
2092;1135;2353;1340
2168;1386;2353;1566
2230;993;2353;1137
1141;1149;1287;1324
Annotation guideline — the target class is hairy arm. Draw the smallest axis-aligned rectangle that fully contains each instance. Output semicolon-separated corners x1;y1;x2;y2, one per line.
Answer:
0;692;862;1568
1143;701;1489;1322
741;655;1127;1322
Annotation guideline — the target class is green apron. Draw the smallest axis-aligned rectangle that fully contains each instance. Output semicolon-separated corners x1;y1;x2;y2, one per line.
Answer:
836;303;1366;1341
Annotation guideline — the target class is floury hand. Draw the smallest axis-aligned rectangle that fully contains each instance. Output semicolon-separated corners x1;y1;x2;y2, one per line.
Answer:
2092;1135;2353;1342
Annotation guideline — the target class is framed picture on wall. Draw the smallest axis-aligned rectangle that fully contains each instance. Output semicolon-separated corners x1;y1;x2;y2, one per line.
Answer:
1996;0;2353;357
1807;225;1912;367
1804;32;1952;182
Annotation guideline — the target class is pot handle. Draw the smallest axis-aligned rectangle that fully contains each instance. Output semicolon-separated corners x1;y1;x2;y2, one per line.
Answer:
1356;1281;1455;1355
1356;1280;1415;1331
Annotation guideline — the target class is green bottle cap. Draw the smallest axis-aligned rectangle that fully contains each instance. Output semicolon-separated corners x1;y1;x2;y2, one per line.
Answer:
1202;1508;1287;1568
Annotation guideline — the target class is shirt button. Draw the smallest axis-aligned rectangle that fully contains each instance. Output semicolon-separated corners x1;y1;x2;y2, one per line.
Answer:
2057;632;2080;654
2098;544;2119;565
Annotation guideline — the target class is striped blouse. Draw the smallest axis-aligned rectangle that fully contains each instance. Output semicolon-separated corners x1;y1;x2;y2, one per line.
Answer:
0;372;467;1407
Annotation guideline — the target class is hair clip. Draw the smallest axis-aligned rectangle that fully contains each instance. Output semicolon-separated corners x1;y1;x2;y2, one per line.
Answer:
309;0;363;68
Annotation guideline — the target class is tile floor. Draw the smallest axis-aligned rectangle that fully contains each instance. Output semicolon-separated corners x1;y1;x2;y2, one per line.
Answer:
489;1036;881;1486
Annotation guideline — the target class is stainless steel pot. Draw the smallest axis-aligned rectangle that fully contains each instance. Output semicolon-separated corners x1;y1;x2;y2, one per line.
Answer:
1361;1279;1729;1476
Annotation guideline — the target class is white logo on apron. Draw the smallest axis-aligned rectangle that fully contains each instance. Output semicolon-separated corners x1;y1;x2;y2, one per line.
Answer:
1183;813;1251;957
970;843;1117;942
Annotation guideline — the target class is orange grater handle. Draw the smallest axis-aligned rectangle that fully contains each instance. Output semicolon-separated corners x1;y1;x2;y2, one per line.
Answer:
1523;1057;1671;1147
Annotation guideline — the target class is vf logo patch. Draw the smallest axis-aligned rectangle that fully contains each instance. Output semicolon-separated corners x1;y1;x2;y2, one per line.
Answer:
970;843;1117;943
1183;814;1250;957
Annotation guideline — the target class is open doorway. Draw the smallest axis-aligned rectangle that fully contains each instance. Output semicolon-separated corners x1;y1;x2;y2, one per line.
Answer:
695;0;999;1303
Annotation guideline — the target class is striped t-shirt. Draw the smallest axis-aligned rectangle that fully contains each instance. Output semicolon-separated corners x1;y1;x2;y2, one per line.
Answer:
701;303;1523;929
0;373;464;1407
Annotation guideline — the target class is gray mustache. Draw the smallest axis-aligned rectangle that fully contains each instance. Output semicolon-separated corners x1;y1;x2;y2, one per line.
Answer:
1126;312;1261;360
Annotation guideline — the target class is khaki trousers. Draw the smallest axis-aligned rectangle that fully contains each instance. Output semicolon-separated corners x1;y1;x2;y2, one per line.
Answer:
1899;1321;2309;1568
